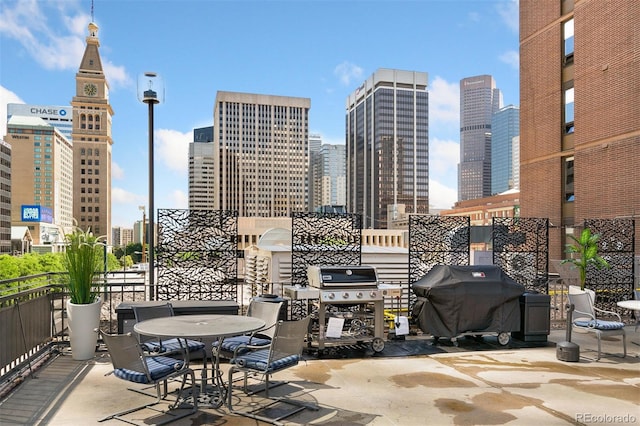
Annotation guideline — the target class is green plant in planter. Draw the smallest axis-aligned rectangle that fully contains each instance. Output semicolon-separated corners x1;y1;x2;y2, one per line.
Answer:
64;225;106;304
561;228;610;291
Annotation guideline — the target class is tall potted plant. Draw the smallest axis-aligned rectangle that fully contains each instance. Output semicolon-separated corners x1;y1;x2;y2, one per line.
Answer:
561;228;610;291
64;225;105;360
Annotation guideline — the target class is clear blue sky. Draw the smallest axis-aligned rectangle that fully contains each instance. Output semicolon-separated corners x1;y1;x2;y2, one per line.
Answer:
0;0;520;229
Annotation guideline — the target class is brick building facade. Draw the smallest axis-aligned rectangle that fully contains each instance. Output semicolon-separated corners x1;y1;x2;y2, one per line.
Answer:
520;0;639;259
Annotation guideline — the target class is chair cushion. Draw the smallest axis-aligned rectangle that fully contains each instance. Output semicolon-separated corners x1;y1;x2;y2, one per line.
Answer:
214;335;271;354
141;338;205;354
113;356;184;384
231;349;300;373
574;319;625;330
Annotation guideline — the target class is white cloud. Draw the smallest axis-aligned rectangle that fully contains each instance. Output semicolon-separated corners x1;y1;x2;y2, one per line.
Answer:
430;138;459;177
429;76;459;124
112;187;146;205
497;0;519;34
0;0;131;86
429;179;458;210
334;61;363;86
112;162;125;180
499;50;520;70
155;128;191;174
0;86;25;137
168;190;189;210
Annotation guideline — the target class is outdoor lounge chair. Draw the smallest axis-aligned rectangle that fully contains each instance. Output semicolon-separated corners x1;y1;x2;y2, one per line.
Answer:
213;299;284;359
99;331;198;425
227;316;317;425
567;290;626;360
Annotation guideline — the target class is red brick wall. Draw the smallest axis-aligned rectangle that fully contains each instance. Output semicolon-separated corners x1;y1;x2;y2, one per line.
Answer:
520;0;640;256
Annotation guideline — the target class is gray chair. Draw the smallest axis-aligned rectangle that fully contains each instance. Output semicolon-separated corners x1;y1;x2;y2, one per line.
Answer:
132;303;207;364
567;291;626;360
213;299;284;359
99;331;198;425
227;316;317;425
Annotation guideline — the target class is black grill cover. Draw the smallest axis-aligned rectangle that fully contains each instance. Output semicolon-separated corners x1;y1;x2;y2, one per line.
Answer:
411;265;525;338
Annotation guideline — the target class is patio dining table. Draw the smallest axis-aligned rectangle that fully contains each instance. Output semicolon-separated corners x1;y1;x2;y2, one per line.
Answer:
133;314;265;408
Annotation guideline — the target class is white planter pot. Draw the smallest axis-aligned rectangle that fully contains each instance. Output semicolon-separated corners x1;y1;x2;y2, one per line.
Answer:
67;298;101;361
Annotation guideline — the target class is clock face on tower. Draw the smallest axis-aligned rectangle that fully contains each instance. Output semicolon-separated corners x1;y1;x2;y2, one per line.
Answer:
83;83;98;96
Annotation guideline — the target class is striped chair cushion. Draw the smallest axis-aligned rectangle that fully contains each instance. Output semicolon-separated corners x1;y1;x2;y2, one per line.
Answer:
214;335;271;354
574;320;625;330
141;338;205;354
113;356;184;384
231;349;300;373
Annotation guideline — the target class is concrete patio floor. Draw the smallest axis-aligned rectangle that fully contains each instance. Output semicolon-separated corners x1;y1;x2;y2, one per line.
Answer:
1;328;639;425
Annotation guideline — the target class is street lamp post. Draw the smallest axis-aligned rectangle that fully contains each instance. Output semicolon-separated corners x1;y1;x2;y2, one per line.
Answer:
138;72;164;301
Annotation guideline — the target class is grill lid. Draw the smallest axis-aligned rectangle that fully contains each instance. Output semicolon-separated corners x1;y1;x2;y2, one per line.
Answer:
308;265;378;288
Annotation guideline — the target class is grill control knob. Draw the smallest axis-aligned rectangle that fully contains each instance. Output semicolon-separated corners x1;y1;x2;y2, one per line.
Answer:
356;292;363;298
370;291;377;298
327;292;335;300
342;292;350;299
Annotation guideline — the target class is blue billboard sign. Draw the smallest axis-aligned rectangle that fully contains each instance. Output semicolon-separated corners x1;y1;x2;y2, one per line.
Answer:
21;205;54;223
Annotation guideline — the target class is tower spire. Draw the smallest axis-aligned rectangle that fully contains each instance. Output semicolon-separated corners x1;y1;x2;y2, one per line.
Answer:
91;0;94;22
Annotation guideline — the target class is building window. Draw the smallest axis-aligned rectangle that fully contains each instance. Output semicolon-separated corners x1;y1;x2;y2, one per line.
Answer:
564;157;574;202
564;87;574;134
563;19;574;64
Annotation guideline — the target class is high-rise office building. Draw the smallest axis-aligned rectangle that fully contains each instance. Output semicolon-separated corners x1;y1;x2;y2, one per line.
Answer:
213;91;311;217
5;116;73;247
7;104;73;141
458;75;503;201
320;144;346;207
308;134;322;212
346;68;429;229
520;0;640;258
0;138;11;254
71;22;113;242
189;126;215;210
491;105;519;194
512;136;520;191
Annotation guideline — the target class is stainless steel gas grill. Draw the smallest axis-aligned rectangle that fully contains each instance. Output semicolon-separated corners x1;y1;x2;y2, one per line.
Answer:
307;265;385;354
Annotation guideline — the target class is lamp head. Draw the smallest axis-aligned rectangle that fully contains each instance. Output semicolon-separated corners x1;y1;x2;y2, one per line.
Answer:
137;72;164;104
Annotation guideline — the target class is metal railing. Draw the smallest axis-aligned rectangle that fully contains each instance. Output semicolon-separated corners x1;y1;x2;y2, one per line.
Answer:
0;271;147;397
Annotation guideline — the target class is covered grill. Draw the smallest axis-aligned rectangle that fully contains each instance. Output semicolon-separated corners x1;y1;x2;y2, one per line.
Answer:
411;265;525;345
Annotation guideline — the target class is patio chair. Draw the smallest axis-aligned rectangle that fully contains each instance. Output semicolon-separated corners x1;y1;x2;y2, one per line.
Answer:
567;291;626;360
99;331;198;425
132;303;208;394
132;303;207;364
213;299;284;359
227;316;317;425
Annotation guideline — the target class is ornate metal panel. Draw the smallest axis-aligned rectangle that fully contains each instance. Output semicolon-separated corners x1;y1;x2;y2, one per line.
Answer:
290;212;362;287
493;217;549;293
584;218;635;311
409;215;470;284
156;209;238;300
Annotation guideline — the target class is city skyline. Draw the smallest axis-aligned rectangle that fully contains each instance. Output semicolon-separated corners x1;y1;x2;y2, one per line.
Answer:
0;0;520;227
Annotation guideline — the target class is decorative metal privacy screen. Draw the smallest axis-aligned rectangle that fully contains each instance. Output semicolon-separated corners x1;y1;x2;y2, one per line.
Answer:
492;217;549;293
409;215;470;284
290;212;362;287
584;218;635;311
156;209;238;300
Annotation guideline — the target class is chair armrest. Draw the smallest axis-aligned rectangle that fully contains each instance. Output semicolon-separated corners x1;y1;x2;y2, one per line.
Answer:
593;306;622;321
232;341;273;358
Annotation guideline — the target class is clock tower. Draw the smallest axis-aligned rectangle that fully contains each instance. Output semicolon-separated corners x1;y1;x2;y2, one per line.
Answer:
71;21;113;243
